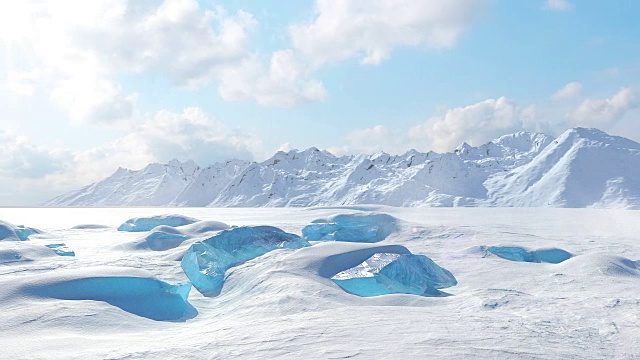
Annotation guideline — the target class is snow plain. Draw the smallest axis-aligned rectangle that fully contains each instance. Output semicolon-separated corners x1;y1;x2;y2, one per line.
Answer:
0;206;639;359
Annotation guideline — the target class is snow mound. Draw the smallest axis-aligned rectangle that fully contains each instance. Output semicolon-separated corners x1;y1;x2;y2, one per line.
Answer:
45;243;75;257
332;253;457;297
13;267;196;321
71;224;110;230
0;220;41;241
117;214;200;232
484;246;572;264
142;226;191;251
0;244;59;264
556;253;640;277
133;220;230;251
302;213;399;243
181;226;310;296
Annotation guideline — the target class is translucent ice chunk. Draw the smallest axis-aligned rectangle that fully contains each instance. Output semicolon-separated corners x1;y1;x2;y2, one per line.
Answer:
181;226;310;296
332;253;457;297
45;243;76;257
486;246;572;264
117;214;200;232
302;213;399;243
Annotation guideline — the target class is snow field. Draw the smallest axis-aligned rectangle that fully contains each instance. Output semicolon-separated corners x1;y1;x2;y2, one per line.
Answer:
0;207;638;359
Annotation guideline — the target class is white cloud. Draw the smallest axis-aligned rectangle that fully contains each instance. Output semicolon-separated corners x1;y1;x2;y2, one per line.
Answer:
552;82;582;100
409;97;536;152
543;0;574;11
289;0;486;66
0;130;72;179
0;107;262;204
332;98;551;155
128;107;260;165
0;0;258;122
329;125;406;155
218;50;326;107
569;88;639;128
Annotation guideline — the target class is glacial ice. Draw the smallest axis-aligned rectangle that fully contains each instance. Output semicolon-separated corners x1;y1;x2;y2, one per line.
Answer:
118;214;200;232
0;220;40;241
143;226;191;251
0;244;59;264
45;243;76;257
23;275;195;321
486;246;572;264
302;213;399;243
137;221;230;251
331;253;457;297
181;226;310;295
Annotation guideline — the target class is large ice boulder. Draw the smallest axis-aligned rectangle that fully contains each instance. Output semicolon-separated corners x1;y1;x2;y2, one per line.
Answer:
485;246;572;264
0;220;41;241
331;253;457;297
117;214;200;232
302;213;399;243
181;226;310;296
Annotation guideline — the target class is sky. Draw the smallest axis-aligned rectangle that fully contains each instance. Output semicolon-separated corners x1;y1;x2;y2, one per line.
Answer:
1;0;640;205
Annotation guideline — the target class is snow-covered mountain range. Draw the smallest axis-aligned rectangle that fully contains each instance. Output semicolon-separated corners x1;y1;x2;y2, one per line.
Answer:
44;128;640;209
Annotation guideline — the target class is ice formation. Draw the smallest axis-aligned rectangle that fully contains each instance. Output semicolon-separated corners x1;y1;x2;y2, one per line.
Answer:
302;213;399;243
0;220;40;241
181;226;310;295
143;226;191;251
0;244;59;264
136;221;230;251
117;214;200;232
485;246;572;264
27;277;193;321
331;253;457;297
45;244;76;257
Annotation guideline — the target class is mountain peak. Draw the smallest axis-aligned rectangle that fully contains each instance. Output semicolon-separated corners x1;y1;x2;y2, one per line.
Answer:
44;128;640;209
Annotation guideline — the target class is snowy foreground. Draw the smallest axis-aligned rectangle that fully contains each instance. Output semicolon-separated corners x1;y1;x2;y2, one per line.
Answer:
1;207;639;359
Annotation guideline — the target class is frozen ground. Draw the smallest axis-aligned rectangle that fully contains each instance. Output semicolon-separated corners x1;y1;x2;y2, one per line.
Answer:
0;207;639;359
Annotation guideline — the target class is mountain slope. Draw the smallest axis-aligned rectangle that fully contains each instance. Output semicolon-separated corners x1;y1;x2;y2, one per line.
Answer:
43;128;640;209
485;128;640;208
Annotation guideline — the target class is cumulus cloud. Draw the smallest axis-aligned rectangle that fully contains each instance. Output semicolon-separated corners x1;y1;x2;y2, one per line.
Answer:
0;107;261;204
332;98;551;155
329;126;407;155
0;0;258;122
127;107;259;165
0;131;72;179
290;0;486;66
552;82;582;100
569;88;639;128
218;50;326;107
543;0;574;11
409;97;539;152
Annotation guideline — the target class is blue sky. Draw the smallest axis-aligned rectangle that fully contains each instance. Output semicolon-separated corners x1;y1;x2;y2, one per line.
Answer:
1;0;639;205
